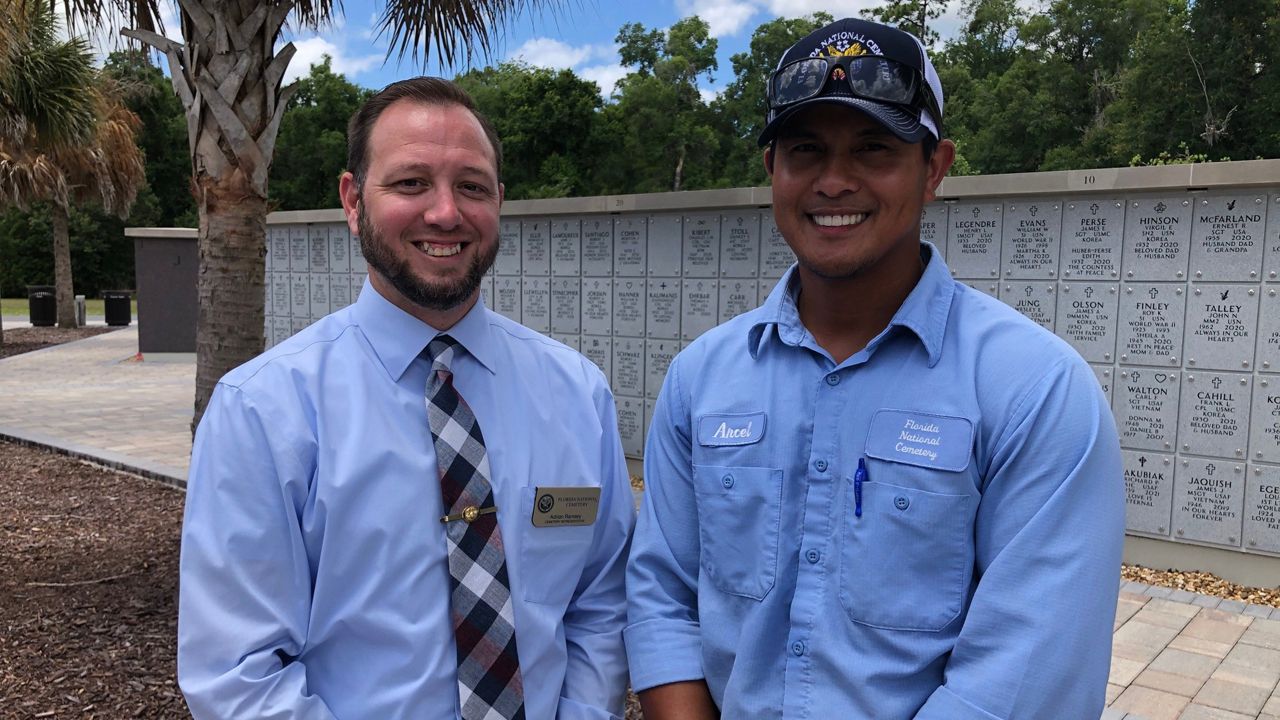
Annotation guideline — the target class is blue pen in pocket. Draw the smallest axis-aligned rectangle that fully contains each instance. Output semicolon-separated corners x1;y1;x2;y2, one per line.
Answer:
854;457;867;519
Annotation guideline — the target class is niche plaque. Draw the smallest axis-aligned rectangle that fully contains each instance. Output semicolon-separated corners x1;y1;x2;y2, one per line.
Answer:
1061;199;1123;280
1189;195;1266;281
1123;449;1174;536
1118;284;1185;366
1114;369;1179;452
947;203;1002;279
1001;201;1061;279
1122;197;1191;281
1059;283;1118;363
1183;284;1259;371
1178;372;1252;459
1173;458;1244;547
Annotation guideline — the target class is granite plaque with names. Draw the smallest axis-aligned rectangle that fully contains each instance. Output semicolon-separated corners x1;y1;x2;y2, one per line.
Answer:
1114;368;1180;452
1250;377;1280;463
582;278;613;336
1061;200;1123;280
647;279;681;339
646;340;679;400
720;212;760;278
582;335;612;379
999;282;1056;331
330;274;351;310
616;396;644;458
350;232;367;274
760;212;795;278
947;203;1002;279
681;279;718;341
480;275;494;308
582;219;613;276
1189;194;1266;281
719;280;759;323
1092;364;1114;404
648;214;683;278
1118;284;1185;366
308;225;330;273
1123;449;1174;536
558;335;582;352
289;226;308;270
290;273;310;318
1258;287;1280;372
1244;464;1280;554
612;338;645;397
1059;283;1119;363
1184;284;1259;371
1179;372;1252;459
352;275;364;300
522;220;550;276
1122;197;1192;281
551;219;581;277
272;317;292;347
613;278;646;337
1001;202;1061;279
1173;457;1244;547
496;220;521;275
495;277;521;322
551;277;580;334
683;214;720;278
291;317;311;334
522;277;550;332
271;274;291;317
646;399;657;449
921;203;948;262
615;217;647;276
1266;195;1280;282
759;276;785;304
329;224;350;273
270;228;290;271
309;274;330;319
964;281;1000;298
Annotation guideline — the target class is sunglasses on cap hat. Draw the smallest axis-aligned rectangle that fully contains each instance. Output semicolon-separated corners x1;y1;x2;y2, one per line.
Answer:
767;54;943;137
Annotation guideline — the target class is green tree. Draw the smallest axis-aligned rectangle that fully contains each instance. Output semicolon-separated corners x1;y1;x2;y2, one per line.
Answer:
863;1;945;47
271;57;372;210
455;61;602;199
104;49;196;227
713;13;833;187
596;16;719;193
59;0;573;430
0;1;144;328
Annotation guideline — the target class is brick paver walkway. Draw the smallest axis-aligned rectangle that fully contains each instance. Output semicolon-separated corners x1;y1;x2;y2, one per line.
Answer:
1;326;1278;720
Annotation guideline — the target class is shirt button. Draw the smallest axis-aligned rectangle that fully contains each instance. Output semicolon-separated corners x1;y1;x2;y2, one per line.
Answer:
791;640;806;656
815;459;828;472
825;373;841;386
895;495;910;510
806;549;820;564
722;474;735;489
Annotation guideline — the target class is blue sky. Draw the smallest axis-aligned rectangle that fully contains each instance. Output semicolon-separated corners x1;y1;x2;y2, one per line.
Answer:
261;0;978;98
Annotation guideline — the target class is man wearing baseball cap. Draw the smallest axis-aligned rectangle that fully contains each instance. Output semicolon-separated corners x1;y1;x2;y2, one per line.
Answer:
625;17;1124;719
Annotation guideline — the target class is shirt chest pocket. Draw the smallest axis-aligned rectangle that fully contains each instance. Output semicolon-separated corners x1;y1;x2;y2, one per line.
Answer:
838;465;977;632
518;486;596;606
691;464;783;600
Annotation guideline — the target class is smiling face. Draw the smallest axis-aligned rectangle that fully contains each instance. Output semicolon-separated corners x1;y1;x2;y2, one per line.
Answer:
765;103;952;289
339;99;502;328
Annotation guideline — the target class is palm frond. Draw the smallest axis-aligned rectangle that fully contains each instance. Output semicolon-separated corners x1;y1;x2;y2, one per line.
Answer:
377;0;539;68
3;1;98;147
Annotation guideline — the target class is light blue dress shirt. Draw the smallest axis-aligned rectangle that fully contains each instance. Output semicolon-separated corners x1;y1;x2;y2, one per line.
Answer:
179;281;635;720
626;244;1125;719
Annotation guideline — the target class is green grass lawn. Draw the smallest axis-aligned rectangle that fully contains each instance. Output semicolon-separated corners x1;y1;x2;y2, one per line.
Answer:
1;296;138;318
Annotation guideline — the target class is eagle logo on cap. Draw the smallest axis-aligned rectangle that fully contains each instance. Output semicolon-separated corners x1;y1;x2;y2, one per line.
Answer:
824;42;868;57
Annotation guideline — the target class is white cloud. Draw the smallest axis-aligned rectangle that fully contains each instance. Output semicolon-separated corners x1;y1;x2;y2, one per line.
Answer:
761;0;881;19
580;64;628;97
510;37;595;68
284;37;383;83
677;0;760;37
699;86;723;104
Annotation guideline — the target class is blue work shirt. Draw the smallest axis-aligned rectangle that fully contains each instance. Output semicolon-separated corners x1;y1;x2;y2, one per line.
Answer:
179;281;635;720
626;244;1125;719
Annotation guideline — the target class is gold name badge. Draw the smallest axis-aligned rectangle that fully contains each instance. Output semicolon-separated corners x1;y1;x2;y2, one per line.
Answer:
531;486;601;528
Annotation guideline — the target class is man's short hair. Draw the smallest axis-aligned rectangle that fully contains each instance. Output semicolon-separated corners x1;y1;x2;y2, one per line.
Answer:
346;76;503;189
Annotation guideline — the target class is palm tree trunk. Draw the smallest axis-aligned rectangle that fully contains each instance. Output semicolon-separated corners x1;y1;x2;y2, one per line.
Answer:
52;203;77;329
192;171;266;433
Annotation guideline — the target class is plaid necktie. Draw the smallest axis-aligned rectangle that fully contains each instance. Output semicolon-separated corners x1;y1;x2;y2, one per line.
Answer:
426;334;525;720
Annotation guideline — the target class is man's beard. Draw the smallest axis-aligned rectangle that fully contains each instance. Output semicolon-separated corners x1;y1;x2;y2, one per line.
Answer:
357;199;497;312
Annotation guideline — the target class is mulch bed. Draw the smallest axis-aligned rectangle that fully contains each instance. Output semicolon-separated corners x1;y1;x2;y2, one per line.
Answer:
0;326;119;360
0;440;186;718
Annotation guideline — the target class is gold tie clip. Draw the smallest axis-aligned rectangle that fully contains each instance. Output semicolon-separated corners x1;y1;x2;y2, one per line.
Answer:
440;505;498;524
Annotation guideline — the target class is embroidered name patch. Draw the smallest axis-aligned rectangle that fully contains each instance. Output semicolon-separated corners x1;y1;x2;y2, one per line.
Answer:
698;412;767;447
864;409;973;472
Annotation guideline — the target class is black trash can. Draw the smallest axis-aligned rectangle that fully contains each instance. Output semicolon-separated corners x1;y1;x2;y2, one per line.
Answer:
26;285;55;327
103;290;132;327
